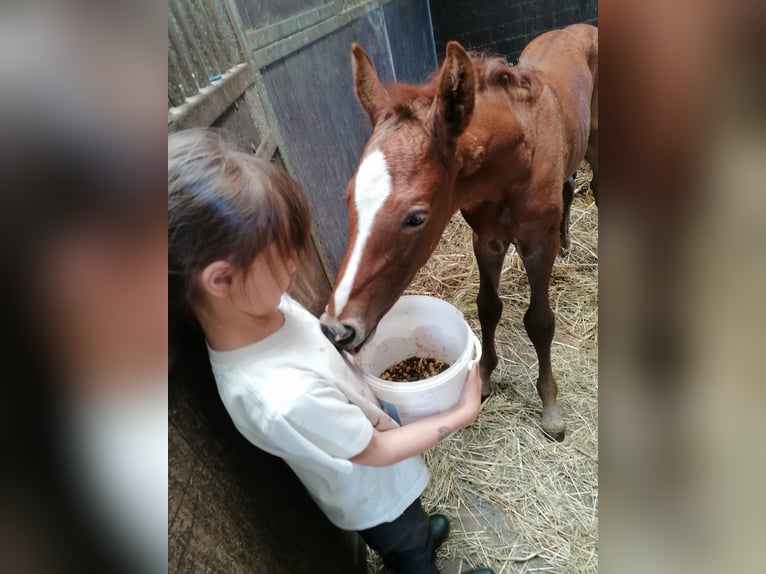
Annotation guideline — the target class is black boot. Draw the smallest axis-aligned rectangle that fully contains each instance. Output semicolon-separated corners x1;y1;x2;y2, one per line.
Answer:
429;513;450;550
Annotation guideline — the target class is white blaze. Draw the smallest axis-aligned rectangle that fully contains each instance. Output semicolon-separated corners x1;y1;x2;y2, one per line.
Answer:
333;150;392;316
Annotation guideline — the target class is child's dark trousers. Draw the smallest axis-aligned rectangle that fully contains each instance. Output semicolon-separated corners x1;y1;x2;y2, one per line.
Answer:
358;497;439;574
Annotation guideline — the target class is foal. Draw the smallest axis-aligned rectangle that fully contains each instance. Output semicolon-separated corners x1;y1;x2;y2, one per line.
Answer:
321;24;598;440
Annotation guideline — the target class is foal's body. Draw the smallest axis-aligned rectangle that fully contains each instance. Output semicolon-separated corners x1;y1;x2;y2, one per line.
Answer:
458;25;598;438
321;24;598;440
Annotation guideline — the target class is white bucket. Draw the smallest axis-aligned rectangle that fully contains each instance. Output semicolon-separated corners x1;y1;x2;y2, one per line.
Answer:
351;295;481;425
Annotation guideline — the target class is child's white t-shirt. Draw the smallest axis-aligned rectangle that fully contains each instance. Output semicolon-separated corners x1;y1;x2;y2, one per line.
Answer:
207;296;429;531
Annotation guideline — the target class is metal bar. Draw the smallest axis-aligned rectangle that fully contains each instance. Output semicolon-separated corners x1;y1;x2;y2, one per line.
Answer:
169;1;206;90
167;43;186;107
167;21;196;100
221;0;254;66
212;0;246;67
185;0;224;77
191;0;227;76
171;0;210;89
198;0;234;72
211;0;242;67
215;0;242;68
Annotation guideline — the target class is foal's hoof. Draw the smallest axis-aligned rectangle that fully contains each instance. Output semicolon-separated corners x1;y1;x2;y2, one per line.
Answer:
541;407;565;441
542;428;566;442
480;392;491;404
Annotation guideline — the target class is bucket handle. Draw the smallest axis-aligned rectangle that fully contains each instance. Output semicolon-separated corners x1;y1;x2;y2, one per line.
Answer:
466;330;482;371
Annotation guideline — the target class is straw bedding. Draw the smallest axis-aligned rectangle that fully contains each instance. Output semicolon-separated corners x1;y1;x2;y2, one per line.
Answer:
367;164;598;573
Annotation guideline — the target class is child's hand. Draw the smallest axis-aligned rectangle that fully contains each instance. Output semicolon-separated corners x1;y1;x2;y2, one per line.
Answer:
455;365;483;428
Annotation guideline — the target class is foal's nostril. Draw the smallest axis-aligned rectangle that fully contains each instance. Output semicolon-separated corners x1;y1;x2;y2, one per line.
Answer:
338;324;356;345
320;323;335;342
320;323;357;348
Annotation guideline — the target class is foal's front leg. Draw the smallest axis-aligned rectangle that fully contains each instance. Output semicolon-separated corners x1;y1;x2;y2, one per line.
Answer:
518;229;565;441
471;232;510;398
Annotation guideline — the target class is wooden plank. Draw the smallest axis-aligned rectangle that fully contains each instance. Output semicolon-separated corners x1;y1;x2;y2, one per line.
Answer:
168;63;254;132
261;8;394;277
383;0;437;83
238;0;330;30
251;0;396;69
255;129;278;159
246;4;336;51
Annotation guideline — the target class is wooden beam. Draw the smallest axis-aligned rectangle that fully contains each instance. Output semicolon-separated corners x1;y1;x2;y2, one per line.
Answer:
246;5;337;52
250;0;396;69
168;63;254;132
254;129;278;160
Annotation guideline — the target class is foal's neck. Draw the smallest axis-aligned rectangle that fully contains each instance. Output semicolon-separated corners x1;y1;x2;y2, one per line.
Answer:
451;126;533;209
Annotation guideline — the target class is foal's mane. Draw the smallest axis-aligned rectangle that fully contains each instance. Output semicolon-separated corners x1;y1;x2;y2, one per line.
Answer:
383;52;524;123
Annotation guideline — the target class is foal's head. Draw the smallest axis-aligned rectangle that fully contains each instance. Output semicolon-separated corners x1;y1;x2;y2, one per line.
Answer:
320;42;476;351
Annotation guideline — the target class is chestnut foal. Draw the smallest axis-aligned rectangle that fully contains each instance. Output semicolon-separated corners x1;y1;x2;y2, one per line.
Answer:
321;24;598;440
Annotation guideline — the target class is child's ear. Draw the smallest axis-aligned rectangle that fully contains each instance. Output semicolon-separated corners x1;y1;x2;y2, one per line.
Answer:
199;260;234;299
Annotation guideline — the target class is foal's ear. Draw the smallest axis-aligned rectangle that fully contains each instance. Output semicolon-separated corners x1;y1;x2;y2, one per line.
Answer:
351;43;390;126
427;41;475;145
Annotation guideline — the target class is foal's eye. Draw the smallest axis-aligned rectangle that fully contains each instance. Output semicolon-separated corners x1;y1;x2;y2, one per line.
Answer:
403;212;427;228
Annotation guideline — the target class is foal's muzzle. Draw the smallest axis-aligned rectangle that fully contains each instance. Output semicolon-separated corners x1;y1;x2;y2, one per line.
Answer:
320;322;356;349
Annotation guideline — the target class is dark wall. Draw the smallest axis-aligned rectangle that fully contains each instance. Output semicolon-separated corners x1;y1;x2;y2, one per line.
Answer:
429;0;597;62
169;336;367;573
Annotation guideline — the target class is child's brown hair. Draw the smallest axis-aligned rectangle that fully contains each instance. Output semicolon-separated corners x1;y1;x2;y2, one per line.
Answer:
168;129;312;322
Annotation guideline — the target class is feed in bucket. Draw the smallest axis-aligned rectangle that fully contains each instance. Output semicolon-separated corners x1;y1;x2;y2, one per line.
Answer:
350;295;481;425
380;357;451;382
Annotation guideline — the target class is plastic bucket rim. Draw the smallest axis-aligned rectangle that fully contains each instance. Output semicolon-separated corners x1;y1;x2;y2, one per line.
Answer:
359;328;472;390
354;298;476;390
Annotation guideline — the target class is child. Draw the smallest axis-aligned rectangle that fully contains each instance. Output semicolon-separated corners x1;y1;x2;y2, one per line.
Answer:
168;129;494;574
